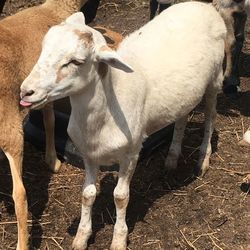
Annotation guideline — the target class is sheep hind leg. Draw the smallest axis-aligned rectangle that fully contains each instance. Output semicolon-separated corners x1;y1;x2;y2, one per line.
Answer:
3;127;28;250
165;115;188;171
42;103;61;173
196;86;219;177
223;11;247;97
111;155;138;250
72;163;99;250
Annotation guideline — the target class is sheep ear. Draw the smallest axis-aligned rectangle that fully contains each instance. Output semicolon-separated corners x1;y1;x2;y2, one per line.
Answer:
96;46;134;73
65;12;86;25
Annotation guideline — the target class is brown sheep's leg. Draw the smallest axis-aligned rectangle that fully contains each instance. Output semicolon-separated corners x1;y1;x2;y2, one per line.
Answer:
42;103;61;173
221;11;235;92
223;11;247;97
232;12;247;83
3;123;28;250
223;32;234;86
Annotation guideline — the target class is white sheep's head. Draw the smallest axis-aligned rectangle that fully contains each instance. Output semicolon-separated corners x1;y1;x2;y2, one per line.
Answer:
20;12;133;109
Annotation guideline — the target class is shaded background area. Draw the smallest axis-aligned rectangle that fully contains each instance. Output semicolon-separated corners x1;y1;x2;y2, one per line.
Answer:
0;0;250;249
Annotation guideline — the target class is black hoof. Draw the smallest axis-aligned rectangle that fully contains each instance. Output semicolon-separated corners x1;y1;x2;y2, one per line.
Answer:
223;85;241;99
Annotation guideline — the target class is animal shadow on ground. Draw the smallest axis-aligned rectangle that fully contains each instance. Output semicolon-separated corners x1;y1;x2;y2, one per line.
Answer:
217;90;250;118
23;148;53;250
0;142;52;249
240;51;250;79
67;120;219;247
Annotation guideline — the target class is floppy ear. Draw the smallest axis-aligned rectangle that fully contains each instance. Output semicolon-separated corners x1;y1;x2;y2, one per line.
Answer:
65;12;86;26
95;46;134;73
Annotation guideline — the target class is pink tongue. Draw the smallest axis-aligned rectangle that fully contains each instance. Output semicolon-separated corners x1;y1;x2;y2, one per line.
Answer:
20;100;32;107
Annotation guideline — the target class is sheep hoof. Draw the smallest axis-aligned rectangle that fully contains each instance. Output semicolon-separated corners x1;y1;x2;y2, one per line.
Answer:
71;239;87;250
165;151;179;170
110;243;127;250
46;157;62;173
195;167;207;178
195;156;210;177
72;229;91;250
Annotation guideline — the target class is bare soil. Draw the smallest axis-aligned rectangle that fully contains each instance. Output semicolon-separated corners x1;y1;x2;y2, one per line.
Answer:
0;0;249;249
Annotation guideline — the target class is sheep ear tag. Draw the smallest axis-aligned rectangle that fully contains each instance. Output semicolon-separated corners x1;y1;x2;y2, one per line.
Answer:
65;12;86;26
96;47;134;73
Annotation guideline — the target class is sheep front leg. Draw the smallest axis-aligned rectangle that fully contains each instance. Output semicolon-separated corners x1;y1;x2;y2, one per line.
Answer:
4;128;28;250
165;115;188;170
111;155;138;250
72;163;99;250
42;103;61;173
197;89;218;177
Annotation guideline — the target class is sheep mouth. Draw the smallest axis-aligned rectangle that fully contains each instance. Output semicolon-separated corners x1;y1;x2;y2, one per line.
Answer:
20;96;48;110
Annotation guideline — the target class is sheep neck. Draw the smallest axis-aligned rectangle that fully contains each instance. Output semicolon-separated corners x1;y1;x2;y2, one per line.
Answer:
69;70;110;138
68;66;135;165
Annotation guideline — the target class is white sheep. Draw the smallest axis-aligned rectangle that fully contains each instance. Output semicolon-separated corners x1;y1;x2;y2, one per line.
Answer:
0;0;89;249
20;2;226;249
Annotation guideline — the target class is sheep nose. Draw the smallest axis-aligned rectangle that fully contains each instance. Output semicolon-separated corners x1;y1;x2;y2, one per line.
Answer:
25;90;35;96
21;89;35;99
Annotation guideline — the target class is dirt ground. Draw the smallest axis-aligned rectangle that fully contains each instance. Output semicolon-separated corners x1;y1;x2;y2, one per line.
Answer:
0;0;250;249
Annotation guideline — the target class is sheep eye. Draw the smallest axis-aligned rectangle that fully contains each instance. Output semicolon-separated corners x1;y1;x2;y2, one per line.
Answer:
62;59;84;68
70;59;83;66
